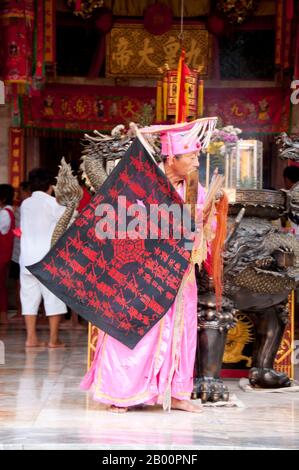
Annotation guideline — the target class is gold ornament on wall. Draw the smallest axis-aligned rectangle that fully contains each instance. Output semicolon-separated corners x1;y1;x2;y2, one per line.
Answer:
67;0;104;19
223;313;254;366
217;0;260;24
106;24;211;79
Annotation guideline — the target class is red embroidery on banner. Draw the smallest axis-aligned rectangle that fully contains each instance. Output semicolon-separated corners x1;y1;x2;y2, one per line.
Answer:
115;289;131;309
88;295;101;311
130;152;144;171
60;275;74;291
96;281;117;298
108;267;128;285
113;238;145;264
119;168;131;185
43;259;59;278
96;252;109;272
70;259;86;276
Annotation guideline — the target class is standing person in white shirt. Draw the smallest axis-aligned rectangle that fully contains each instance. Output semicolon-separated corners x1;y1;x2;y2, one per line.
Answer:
20;168;67;348
0;184;15;324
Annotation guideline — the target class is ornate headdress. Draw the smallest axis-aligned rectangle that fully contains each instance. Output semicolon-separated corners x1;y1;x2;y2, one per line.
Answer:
138;117;218;160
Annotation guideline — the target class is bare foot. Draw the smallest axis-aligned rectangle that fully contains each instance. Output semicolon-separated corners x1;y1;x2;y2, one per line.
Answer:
25;340;46;348
108;405;128;413
171;398;203;413
48;341;65;348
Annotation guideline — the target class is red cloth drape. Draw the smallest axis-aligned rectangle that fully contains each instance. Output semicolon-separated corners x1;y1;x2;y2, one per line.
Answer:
0;1;34;90
175;49;190;124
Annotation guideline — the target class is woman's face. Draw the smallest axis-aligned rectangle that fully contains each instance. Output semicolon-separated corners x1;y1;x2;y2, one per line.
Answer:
172;151;199;178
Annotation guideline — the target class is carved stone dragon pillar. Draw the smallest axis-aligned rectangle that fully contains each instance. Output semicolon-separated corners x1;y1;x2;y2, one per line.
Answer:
193;187;299;400
192;270;237;402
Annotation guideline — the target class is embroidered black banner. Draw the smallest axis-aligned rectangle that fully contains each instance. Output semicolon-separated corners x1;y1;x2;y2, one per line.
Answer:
28;138;193;348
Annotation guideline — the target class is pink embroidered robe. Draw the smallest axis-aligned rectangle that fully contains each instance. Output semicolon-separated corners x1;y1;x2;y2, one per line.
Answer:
80;183;207;407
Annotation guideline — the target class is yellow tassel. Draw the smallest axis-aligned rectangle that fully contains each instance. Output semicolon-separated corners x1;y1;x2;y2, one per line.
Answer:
156;79;163;123
162;74;168;122
175;54;182;123
197;79;204;117
185;80;189;119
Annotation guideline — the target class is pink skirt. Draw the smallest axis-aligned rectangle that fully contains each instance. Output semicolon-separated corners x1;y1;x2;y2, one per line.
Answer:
80;268;197;407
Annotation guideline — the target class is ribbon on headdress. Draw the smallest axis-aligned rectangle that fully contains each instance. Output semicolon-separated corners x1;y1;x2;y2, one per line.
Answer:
175;49;190;124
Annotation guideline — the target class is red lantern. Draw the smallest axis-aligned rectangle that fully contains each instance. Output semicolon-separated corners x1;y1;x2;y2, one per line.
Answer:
94;7;113;34
206;15;226;36
143;2;173;36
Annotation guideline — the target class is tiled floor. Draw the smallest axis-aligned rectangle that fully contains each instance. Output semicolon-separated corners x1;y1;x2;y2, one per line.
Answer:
0;323;299;450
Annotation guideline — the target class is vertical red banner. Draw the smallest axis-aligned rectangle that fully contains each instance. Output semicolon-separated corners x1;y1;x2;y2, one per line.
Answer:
34;0;45;81
44;0;56;64
275;0;284;66
0;1;34;89
283;16;292;69
9;128;25;190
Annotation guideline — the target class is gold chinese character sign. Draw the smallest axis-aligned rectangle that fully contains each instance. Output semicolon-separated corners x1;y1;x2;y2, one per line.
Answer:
9;128;24;191
106;24;211;78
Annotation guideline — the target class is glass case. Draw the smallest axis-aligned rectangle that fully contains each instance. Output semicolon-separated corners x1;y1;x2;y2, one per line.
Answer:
234;139;263;189
202;139;263;191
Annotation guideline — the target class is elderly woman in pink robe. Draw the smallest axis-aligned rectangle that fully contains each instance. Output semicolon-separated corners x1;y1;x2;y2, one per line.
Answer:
81;120;214;413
